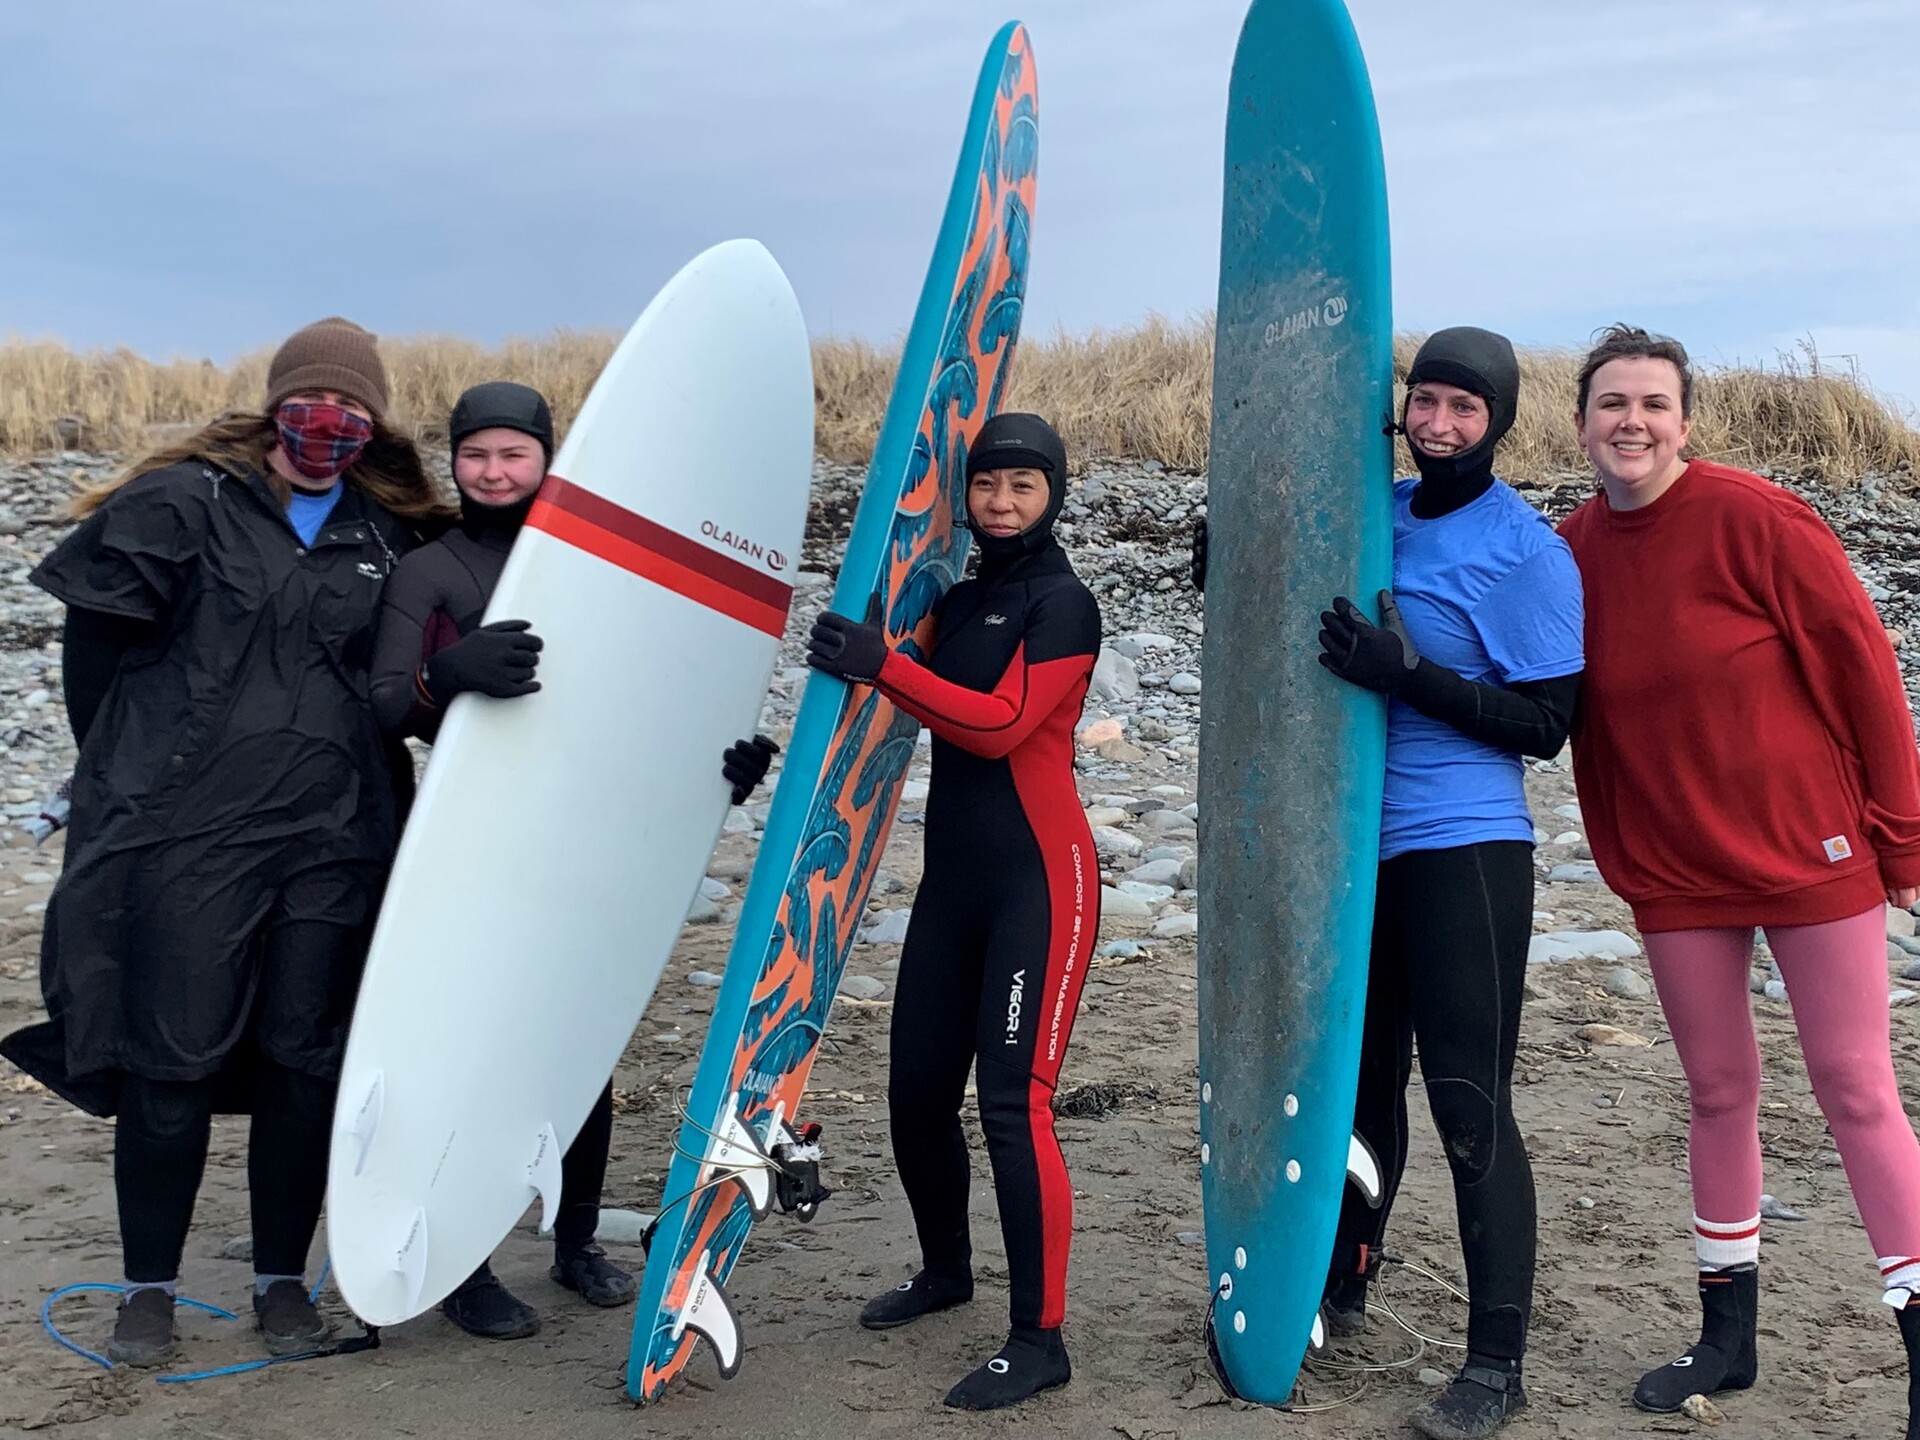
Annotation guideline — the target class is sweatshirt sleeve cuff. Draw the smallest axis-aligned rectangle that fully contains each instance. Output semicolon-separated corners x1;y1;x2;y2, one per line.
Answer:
1880;850;1920;891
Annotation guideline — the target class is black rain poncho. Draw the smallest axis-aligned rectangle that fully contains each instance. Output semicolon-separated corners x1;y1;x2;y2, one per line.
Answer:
0;459;422;1113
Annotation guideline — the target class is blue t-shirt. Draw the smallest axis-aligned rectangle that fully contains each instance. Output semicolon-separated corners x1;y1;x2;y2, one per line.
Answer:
285;481;344;546
1380;478;1585;861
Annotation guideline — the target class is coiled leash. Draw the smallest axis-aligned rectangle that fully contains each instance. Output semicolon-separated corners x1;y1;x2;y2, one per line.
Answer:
41;1262;380;1384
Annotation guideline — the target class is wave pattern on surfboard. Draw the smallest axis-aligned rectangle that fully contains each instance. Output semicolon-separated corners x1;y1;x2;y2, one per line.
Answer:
629;25;1037;1403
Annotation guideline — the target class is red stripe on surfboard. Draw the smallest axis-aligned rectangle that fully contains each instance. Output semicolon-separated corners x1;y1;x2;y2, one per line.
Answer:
527;477;793;638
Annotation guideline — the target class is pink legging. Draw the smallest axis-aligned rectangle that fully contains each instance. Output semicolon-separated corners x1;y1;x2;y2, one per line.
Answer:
1646;905;1920;1283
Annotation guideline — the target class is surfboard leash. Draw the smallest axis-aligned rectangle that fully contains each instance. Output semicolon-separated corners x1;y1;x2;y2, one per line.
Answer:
1200;1278;1244;1401
40;1263;380;1385
653;1095;834;1231
1202;1250;1473;1413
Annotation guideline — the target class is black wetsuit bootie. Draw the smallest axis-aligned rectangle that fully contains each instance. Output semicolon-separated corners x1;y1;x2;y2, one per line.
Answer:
1634;1263;1758;1412
441;1263;540;1339
552;1242;635;1307
1895;1298;1920;1440
943;1326;1071;1411
859;1269;973;1330
1322;1254;1374;1338
1408;1354;1527;1439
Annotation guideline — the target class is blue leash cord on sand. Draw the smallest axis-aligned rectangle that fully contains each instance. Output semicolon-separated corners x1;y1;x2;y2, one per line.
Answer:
40;1261;377;1384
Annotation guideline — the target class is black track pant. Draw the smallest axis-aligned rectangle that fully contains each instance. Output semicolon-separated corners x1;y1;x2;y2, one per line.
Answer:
1331;840;1537;1360
116;917;364;1283
888;816;1094;1331
118;1060;336;1282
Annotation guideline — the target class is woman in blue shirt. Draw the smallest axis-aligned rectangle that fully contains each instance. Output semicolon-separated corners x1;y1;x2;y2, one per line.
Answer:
1314;328;1585;1440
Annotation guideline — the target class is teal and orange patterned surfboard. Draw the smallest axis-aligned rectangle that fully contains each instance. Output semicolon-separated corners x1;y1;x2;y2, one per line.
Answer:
627;21;1038;1403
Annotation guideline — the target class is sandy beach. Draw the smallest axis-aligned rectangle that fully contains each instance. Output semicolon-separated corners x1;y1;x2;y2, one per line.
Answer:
4;753;1918;1439
1;453;1918;1438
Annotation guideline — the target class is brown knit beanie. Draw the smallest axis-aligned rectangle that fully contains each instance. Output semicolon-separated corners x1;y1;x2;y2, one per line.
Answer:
264;317;389;420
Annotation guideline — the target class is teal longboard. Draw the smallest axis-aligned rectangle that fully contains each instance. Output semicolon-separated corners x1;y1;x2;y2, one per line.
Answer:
1195;0;1393;1407
627;21;1038;1403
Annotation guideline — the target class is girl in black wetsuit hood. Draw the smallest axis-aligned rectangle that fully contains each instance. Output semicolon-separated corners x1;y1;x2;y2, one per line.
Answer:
368;382;777;1340
808;413;1104;1412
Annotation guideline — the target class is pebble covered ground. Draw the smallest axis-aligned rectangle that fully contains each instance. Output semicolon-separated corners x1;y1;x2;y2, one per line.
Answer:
4;453;1920;1438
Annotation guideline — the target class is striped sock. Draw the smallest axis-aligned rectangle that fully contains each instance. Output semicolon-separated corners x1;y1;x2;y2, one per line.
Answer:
1880;1255;1920;1301
1694;1214;1761;1270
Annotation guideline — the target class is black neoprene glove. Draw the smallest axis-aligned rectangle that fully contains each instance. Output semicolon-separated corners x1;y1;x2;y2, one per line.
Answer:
1317;592;1418;694
806;613;888;683
722;734;779;804
1190;516;1208;593
422;619;543;704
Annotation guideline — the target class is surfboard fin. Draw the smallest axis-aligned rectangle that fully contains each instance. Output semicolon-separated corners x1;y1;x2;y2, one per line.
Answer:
670;1249;743;1379
1347;1131;1384;1207
348;1071;384;1177
699;1104;775;1218
397;1206;429;1317
528;1122;563;1234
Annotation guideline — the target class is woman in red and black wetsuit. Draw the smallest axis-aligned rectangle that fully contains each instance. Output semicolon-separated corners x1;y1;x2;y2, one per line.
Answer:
807;412;1102;1412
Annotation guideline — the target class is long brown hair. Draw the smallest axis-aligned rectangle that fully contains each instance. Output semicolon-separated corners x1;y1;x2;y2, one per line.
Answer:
73;412;454;522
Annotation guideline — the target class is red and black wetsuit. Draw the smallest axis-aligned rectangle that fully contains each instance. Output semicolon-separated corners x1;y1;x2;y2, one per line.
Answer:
872;539;1101;1331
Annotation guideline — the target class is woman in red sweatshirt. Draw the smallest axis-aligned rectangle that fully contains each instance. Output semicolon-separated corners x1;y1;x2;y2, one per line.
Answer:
1560;324;1920;1434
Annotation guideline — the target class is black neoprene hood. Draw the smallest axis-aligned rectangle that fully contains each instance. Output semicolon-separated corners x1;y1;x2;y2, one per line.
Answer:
1402;327;1519;483
448;381;555;461
965;412;1068;560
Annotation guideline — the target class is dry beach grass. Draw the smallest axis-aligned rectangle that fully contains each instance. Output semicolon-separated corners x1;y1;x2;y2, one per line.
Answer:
4;322;1916;484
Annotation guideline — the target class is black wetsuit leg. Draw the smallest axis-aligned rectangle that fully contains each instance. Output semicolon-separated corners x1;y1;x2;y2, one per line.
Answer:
888;866;988;1286
890;800;1093;1331
249;912;366;1277
116;1075;218;1283
973;836;1085;1332
555;1082;614;1253
247;868;379;1277
1333;841;1537;1360
1332;876;1417;1282
248;1058;337;1277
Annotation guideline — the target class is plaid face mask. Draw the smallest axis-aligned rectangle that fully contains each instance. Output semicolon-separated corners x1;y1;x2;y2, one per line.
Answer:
276;402;374;480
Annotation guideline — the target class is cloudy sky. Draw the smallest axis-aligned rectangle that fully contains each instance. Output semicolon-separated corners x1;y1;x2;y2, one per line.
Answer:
2;0;1915;407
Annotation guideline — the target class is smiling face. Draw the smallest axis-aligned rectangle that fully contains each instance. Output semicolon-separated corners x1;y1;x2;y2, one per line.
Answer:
1576;357;1693;510
454;427;547;507
967;466;1050;537
1405;381;1491;460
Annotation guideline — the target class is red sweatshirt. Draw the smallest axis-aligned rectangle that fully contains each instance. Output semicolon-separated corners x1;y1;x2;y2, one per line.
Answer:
1559;459;1920;931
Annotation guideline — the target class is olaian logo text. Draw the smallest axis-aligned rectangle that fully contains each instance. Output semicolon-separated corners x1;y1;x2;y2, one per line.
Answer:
1263;295;1349;348
700;519;787;571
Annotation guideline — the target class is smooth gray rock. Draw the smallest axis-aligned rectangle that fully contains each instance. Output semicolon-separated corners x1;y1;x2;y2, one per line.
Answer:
1603;966;1653;1000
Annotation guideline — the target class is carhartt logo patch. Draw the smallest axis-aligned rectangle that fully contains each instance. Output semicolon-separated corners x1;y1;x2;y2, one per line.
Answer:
1823;835;1854;863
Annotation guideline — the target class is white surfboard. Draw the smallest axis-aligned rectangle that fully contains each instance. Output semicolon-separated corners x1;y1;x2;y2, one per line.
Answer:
326;239;813;1327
